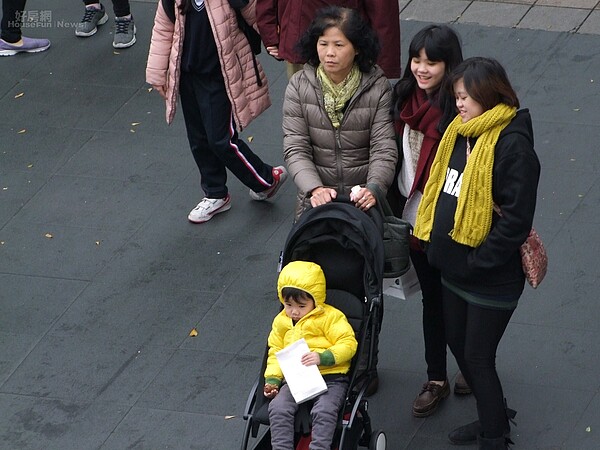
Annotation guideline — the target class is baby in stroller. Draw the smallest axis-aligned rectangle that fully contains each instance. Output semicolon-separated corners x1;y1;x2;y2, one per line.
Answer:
264;260;358;450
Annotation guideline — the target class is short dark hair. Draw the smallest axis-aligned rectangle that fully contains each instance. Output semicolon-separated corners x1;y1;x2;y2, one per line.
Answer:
281;287;314;303
296;6;380;73
392;24;463;133
450;57;520;111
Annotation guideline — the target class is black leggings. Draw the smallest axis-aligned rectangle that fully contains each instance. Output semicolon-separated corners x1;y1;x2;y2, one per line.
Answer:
443;286;514;438
1;0;26;42
83;0;131;17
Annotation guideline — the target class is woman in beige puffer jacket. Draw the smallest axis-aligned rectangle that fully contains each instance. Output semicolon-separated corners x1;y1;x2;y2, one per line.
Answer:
282;7;397;220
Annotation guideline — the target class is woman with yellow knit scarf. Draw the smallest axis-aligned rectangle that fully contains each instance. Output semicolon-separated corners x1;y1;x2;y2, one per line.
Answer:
414;57;540;450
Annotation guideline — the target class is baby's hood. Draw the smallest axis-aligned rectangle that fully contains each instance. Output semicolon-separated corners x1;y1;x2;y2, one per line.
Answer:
277;261;326;307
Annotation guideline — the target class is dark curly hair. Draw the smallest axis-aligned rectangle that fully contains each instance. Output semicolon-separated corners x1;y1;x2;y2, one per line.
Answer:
295;6;380;73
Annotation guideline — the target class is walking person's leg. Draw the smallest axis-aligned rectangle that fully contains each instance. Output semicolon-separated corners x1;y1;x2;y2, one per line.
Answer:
179;71;231;223
76;0;108;37
110;0;135;48
199;71;286;200
0;0;50;55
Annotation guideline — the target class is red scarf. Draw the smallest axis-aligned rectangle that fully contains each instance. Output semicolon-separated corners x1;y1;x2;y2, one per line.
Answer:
398;88;443;196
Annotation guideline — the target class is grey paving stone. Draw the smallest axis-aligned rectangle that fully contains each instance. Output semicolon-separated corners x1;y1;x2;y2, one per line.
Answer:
102;406;243;450
135;349;260;415
501;320;600;390
0;222;132;280
12;174;171;233
579;10;600;34
568;392;600;449
515;269;600;332
401;0;469;23
537;0;598;8
0;125;93;174
0;394;129;450
1;333;174;403
0;332;38;386
51;282;219;349
0;171;47;229
519;5;590;32
569;176;600;224
56;131;192;183
459;2;530;28
0;273;87;335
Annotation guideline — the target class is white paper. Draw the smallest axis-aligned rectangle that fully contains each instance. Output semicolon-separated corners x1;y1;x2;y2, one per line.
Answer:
275;338;328;404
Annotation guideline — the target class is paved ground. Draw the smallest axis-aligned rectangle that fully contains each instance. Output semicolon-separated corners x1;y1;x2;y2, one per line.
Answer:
1;0;599;449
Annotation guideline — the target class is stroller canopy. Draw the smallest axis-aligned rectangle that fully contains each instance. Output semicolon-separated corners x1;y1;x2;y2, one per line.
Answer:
281;199;385;303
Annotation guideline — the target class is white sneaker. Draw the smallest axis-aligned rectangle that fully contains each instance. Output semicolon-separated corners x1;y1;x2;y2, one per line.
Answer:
249;166;288;201
188;194;231;223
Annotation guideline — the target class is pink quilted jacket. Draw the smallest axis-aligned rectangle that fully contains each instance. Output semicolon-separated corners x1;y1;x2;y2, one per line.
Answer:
146;0;271;128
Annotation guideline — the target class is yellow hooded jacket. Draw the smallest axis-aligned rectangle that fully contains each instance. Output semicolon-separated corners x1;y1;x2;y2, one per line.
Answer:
264;261;358;387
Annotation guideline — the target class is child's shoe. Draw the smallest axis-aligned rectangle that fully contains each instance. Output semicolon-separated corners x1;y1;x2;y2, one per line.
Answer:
249;166;288;201
188;195;231;223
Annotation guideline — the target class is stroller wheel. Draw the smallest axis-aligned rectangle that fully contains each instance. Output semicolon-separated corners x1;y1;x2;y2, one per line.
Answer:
368;429;386;450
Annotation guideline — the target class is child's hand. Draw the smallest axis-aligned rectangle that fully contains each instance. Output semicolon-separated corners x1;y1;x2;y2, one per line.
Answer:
301;352;321;366
263;383;279;398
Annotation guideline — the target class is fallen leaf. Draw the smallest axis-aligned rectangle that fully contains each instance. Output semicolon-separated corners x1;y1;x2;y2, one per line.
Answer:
0;241;4;245
586;426;591;432
148;87;153;92
95;241;100;245
2;187;7;190
131;122;141;126
225;415;235;420
247;136;254;142
573;108;580;112
189;328;198;337
44;233;53;239
15;92;24;98
18;129;26;134
130;129;136;133
113;51;120;55
27;163;33;168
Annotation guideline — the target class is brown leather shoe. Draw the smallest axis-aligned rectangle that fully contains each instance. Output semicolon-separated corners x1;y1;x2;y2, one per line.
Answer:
454;371;472;395
412;380;450;417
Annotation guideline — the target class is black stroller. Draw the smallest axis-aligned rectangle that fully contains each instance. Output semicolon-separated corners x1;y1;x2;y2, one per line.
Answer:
241;197;387;450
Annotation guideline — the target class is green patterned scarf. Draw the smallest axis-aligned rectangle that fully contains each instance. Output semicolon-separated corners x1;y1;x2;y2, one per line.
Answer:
414;103;517;247
317;63;361;129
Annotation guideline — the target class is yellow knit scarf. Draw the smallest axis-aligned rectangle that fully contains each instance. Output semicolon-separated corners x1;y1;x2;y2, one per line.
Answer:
317;63;361;128
414;103;517;247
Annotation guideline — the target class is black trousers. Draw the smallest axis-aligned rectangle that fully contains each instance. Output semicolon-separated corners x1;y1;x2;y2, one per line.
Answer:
179;70;273;199
411;248;447;381
1;0;26;42
83;0;131;17
443;286;514;438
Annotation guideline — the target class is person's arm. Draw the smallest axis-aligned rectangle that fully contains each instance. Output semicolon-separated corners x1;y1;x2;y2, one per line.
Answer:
468;134;540;271
146;1;175;98
255;0;279;50
282;76;327;196
365;79;399;202
319;312;358;367
263;315;285;396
